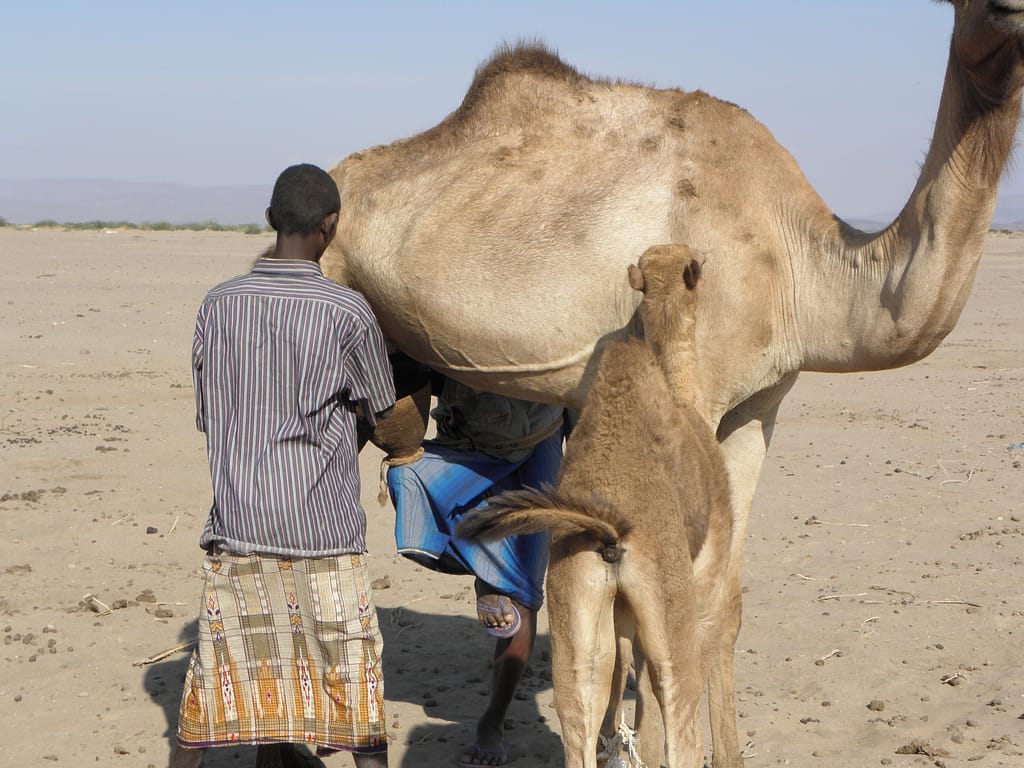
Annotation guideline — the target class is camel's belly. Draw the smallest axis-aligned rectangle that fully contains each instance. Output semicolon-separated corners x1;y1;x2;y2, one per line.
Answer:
353;251;641;408
331;186;665;405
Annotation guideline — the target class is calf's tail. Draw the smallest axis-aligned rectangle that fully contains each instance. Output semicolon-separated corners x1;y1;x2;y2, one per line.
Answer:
455;486;626;546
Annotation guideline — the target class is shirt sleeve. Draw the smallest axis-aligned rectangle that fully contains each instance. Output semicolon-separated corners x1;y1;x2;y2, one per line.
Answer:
192;301;208;433
342;316;396;427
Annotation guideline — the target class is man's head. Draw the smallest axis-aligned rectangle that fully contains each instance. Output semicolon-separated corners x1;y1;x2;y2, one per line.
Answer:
266;163;340;236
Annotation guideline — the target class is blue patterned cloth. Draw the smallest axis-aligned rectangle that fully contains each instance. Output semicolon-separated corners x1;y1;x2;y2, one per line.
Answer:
387;432;563;609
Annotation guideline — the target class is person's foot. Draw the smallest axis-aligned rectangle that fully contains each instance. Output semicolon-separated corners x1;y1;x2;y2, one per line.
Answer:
458;740;509;767
475;594;521;638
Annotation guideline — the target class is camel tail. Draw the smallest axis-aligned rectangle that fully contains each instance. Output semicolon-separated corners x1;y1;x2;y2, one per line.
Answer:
455;486;627;544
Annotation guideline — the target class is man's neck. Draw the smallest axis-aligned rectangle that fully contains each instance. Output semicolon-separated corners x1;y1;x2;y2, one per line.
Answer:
267;231;322;262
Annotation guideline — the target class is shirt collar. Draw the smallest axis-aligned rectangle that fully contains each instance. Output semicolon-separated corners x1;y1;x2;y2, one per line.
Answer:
251;258;324;277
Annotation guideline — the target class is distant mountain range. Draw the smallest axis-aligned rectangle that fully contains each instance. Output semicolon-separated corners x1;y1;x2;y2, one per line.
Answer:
851;192;1024;232
982;192;1024;230
3;178;1024;231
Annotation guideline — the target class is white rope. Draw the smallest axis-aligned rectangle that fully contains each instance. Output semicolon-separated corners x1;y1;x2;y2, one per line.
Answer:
597;717;646;768
377;448;424;505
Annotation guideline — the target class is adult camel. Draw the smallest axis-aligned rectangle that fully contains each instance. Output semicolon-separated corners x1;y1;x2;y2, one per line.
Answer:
322;2;1024;765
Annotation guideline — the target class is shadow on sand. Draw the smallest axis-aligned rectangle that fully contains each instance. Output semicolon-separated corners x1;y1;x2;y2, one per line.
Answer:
145;607;563;767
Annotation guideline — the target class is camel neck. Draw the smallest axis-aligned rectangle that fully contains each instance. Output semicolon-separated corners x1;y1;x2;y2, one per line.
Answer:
797;27;1024;374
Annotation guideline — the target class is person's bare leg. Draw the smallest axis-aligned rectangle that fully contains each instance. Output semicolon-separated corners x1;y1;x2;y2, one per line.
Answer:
168;745;204;768
256;744;286;768
461;592;537;766
260;743;346;767
352;750;388;768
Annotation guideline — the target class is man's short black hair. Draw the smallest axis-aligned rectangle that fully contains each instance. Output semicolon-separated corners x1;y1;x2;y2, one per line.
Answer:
267;163;341;235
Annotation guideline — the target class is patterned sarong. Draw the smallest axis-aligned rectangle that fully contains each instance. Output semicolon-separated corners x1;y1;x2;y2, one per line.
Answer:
386;431;563;610
176;551;387;753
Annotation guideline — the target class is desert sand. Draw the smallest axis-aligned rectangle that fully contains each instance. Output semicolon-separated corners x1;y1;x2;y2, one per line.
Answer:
0;227;1021;768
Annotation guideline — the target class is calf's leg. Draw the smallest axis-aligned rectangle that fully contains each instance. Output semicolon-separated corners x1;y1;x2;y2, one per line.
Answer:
547;553;617;768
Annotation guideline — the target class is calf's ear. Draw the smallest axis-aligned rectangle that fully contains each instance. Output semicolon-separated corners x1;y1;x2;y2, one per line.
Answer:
627;263;645;292
683;259;702;290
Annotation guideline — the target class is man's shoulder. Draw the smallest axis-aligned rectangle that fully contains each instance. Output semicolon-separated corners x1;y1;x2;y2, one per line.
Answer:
270;275;382;339
203;270;367;308
307;276;377;320
201;270;258;299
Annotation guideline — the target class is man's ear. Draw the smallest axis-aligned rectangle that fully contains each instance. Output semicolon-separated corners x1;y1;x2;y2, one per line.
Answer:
265;207;274;229
321;212;339;239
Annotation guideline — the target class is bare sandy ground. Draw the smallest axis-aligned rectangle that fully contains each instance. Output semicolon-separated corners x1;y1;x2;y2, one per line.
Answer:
0;228;1021;768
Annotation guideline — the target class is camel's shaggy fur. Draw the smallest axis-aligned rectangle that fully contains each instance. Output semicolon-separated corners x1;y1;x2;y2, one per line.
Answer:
456;244;739;768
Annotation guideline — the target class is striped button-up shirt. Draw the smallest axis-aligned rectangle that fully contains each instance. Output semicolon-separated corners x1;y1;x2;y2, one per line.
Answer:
192;258;395;556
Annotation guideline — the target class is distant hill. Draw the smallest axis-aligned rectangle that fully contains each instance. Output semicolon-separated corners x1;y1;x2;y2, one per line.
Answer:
3;178;1024;231
848;192;1024;232
0;179;271;226
991;192;1024;230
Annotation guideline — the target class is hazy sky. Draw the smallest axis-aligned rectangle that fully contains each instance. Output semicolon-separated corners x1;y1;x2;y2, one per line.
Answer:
4;1;1019;219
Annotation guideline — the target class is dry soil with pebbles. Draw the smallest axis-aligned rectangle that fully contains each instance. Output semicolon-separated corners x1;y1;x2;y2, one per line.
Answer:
0;228;1021;767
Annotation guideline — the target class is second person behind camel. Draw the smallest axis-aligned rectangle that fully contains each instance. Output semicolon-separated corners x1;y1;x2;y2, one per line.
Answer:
377;374;566;768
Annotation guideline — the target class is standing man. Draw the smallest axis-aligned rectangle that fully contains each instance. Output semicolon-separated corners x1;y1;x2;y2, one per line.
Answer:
171;164;395;768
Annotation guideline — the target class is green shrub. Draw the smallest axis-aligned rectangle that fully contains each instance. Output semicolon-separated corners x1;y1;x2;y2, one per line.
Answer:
20;219;270;233
65;220;135;230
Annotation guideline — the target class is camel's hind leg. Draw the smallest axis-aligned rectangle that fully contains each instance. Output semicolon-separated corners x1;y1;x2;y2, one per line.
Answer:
547;548;618;768
600;597;636;738
624;561;703;768
632;640;668;768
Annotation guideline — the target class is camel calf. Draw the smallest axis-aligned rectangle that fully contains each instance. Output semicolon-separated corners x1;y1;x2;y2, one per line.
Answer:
456;244;740;768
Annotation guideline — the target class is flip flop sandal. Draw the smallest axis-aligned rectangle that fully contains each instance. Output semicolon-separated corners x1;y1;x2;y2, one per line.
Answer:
476;595;522;639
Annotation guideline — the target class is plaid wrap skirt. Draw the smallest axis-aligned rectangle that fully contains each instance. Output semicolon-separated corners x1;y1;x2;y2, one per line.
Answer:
175;550;387;753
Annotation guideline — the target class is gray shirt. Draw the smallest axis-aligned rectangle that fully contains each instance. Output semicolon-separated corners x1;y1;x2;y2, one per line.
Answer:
192;258;395;556
432;379;564;464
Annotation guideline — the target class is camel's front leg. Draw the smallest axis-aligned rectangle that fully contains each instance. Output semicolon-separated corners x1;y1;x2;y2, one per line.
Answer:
709;376;795;768
706;581;742;768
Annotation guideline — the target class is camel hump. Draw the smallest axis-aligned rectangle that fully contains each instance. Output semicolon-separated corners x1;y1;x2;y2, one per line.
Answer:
455;42;590;121
472;41;585;89
597;336;658;373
